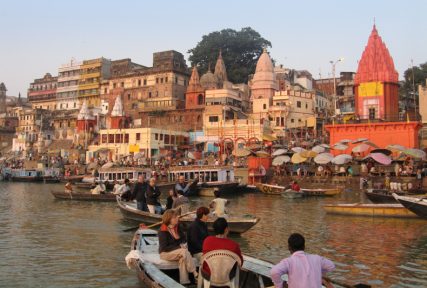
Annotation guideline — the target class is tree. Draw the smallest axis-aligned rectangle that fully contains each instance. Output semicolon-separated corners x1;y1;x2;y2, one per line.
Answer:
399;62;427;115
188;27;272;84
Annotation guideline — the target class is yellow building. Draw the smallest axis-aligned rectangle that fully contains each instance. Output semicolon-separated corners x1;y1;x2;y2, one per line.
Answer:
87;127;189;162
79;58;111;108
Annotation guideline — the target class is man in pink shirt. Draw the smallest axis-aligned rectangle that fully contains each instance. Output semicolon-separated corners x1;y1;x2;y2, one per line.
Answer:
271;233;335;288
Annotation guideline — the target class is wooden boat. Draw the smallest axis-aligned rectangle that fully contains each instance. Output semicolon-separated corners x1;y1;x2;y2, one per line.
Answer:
62;175;85;183
323;203;418;218
43;176;61;183
281;190;304;199
97;167;153;184
302;187;343;197
117;198;259;234
365;189;399;203
51;191;117;202
255;183;286;195
74;182;96;189
168;165;240;196
393;193;427;219
10;169;43;182
127;228;275;288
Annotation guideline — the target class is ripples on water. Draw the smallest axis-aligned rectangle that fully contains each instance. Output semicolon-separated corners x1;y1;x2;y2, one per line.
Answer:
0;182;426;287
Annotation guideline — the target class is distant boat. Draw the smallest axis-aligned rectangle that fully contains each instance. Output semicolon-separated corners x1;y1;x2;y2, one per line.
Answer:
255;183;287;195
301;187;343;197
10;169;43;182
51;191;117;202
393;193;427;219
323;203;418;218
117;198;259;234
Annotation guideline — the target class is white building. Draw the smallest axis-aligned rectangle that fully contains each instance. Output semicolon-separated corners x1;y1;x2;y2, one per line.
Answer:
57;59;82;111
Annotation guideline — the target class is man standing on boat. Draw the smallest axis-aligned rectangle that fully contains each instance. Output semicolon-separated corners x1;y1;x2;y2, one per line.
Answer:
175;175;198;197
271;233;335;288
146;177;163;214
132;174;148;211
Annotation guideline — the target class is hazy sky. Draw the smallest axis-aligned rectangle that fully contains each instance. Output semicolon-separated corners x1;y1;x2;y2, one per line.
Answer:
1;0;426;97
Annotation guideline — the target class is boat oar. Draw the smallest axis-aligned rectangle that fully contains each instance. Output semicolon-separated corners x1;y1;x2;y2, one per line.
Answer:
122;209;197;232
323;276;371;288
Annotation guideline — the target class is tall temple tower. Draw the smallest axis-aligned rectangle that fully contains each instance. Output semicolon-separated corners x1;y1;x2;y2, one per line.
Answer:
185;66;206;109
110;95;127;129
250;48;278;100
214;50;228;85
354;25;399;121
0;82;7;113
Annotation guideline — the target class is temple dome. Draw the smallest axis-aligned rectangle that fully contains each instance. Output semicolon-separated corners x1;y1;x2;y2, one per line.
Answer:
77;101;95;120
251;48;278;92
200;70;221;90
354;25;398;85
111;95;124;117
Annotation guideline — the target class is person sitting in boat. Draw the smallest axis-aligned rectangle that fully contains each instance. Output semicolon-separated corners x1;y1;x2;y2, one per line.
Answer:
146;177;163;214
290;181;301;192
270;233;335;288
112;180;121;195
64;181;73;193
187;206;209;262
172;190;190;214
132;175;148;211
175;175;198;197
158;209;198;285
120;179;132;201
202;218;243;278
166;189;178;210
209;189;228;217
91;181;106;195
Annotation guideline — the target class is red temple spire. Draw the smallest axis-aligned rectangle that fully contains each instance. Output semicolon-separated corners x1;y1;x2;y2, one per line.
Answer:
187;66;203;93
354;25;398;84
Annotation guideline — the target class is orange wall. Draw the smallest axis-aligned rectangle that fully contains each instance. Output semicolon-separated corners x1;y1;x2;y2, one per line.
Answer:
325;122;421;155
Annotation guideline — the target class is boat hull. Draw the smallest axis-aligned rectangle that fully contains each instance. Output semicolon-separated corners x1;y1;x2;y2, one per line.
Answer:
323;203;418;218
117;198;259;234
255;183;285;195
51;191;117;202
302;187;342;196
393;194;427;219
198;182;240;197
365;190;399;203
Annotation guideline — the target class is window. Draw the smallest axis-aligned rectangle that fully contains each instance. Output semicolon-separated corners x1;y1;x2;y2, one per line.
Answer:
198;94;204;105
124;134;129;143
104;88;107;93
306;103;308;109
128;93;131;100
291;119;294;123
369;108;376;120
113;83;116;88
160;134;163;141
165;77;168;83
102;134;107;143
155;133;158;140
298;119;302;122
160;78;163;84
149;92;152;98
276;117;280;126
263;104;267;109
138;79;141;86
136;133;141;141
108;134;114;143
115;134;122;143
209;116;219;122
156;78;159;84
121;82;124;87
175;77;178;84
297;101;301;108
171;135;175;144
144;79;147;85
164;135;169;144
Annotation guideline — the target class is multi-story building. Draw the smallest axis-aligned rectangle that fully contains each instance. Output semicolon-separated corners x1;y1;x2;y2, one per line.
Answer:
418;79;427;148
78;58;111;108
27;73;58;110
0;82;6;114
57;59;82;111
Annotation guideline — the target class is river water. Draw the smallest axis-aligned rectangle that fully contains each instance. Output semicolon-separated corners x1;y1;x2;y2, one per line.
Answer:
0;182;426;287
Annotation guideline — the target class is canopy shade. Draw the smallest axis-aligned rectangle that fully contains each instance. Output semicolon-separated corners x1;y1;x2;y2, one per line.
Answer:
331;154;352;165
272;155;291;166
314;153;334;164
352;143;370;153
291;147;306;153
312;145;326;154
291;153;308;164
403;148;426;159
272;149;287;156
369;152;392;165
233;148;252;157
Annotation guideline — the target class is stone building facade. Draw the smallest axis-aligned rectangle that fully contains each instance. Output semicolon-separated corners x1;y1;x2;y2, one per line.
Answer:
27;73;58;110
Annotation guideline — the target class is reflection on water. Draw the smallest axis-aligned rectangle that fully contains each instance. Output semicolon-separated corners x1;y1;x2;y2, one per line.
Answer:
0;182;426;287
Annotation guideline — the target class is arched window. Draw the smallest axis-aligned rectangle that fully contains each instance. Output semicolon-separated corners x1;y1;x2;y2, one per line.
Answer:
197;94;204;105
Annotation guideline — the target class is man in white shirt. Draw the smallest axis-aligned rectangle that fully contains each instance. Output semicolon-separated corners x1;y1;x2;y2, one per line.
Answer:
209;189;228;217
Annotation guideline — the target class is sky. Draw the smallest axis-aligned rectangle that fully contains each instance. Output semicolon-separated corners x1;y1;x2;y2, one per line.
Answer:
0;0;426;97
